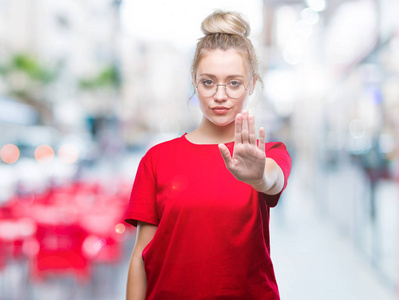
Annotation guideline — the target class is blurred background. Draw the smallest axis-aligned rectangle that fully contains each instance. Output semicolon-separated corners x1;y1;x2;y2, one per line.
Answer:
0;0;398;299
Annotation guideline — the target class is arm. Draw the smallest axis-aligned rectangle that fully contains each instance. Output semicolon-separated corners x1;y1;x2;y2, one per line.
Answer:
252;157;284;195
218;110;285;196
126;221;157;300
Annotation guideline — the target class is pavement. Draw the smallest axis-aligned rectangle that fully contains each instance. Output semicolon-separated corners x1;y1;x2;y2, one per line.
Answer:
269;163;397;300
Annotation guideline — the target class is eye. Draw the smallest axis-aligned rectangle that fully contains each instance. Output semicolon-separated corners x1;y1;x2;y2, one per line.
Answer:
201;79;214;87
229;80;242;88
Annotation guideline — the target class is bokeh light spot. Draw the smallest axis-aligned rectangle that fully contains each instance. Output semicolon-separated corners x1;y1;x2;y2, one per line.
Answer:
34;145;54;164
306;0;326;12
58;144;79;164
1;144;20;164
115;223;126;234
349;119;366;139
301;8;319;25
22;238;40;257
82;236;106;258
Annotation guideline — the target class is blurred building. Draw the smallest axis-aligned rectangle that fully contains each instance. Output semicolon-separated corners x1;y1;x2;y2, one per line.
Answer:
0;0;123;204
262;0;399;291
119;39;196;145
0;0;122;131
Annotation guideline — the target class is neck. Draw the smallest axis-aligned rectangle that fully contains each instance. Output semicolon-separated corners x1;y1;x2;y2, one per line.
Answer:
189;117;235;144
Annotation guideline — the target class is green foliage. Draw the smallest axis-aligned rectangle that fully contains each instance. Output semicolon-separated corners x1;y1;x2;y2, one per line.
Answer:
79;64;121;90
10;89;29;99
0;53;58;83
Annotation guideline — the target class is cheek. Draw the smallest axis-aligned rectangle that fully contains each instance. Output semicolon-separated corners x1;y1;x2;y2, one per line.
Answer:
197;97;209;111
234;98;247;111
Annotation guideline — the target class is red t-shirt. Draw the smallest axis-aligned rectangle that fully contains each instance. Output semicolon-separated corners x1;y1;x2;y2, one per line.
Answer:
125;134;291;300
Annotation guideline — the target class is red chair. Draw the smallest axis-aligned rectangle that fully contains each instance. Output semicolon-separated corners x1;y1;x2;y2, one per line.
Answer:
30;224;89;282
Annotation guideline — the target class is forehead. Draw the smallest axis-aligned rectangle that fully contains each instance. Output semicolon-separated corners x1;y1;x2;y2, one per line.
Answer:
197;49;248;78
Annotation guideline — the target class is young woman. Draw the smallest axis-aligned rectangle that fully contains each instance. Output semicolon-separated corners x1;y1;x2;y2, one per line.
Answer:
125;10;291;300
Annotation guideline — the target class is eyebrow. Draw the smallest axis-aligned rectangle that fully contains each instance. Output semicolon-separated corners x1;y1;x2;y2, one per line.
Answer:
199;73;245;79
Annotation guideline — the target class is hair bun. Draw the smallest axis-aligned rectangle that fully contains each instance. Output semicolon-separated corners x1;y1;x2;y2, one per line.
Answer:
201;10;250;38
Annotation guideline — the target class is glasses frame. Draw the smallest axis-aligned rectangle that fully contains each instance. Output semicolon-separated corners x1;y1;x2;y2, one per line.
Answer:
195;80;249;99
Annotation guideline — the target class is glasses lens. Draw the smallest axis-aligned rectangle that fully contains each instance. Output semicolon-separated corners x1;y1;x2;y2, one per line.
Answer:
197;81;247;98
226;83;246;98
197;81;215;97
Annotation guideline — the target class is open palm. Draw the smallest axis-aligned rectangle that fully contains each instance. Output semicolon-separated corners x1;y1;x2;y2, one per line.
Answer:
218;111;266;186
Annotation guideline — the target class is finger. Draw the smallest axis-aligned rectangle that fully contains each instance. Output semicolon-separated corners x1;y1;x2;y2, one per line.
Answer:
235;114;242;144
258;127;266;154
249;114;256;145
218;144;233;169
241;110;249;144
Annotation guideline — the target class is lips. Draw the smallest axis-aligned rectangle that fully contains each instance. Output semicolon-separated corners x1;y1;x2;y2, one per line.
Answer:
211;106;230;115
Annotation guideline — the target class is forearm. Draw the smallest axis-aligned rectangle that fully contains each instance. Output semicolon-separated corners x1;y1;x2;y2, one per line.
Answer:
250;158;284;195
127;221;157;300
126;254;147;300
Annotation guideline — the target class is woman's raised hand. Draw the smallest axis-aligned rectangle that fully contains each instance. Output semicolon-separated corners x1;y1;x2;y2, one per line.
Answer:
218;110;266;187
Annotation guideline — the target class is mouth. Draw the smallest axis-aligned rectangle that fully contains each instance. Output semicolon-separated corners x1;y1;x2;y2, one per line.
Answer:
211;106;231;115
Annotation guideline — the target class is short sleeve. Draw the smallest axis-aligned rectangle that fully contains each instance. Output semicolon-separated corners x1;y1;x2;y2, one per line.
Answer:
261;142;292;207
124;151;159;227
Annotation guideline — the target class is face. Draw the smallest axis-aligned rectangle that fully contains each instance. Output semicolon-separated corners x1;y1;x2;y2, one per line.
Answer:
194;49;256;127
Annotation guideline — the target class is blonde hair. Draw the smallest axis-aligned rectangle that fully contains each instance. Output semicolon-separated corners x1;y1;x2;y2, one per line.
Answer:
192;10;261;86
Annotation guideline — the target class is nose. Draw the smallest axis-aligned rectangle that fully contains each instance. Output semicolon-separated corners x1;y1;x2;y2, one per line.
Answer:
214;84;228;102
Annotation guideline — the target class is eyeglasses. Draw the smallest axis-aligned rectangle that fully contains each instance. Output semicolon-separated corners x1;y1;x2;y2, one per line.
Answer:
196;79;248;99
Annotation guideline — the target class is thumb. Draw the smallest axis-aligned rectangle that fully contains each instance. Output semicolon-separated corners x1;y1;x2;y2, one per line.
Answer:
218;144;233;168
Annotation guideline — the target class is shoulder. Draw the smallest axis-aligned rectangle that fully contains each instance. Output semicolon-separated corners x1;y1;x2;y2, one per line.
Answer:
146;135;184;154
142;135;185;162
265;141;291;167
265;141;288;152
137;135;184;176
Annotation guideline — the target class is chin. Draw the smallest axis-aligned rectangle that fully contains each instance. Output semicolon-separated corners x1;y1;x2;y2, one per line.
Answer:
210;118;235;127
